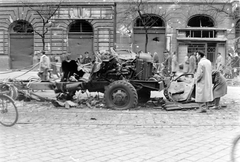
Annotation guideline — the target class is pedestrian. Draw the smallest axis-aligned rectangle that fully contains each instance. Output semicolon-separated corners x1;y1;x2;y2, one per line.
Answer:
38;51;51;81
162;50;172;76
77;54;84;64
210;70;227;109
215;52;223;73
61;53;78;81
194;52;199;70
194;51;213;113
171;51;178;76
224;53;233;79
82;51;92;64
183;53;189;73
188;52;197;75
231;53;240;77
50;55;60;78
153;52;160;73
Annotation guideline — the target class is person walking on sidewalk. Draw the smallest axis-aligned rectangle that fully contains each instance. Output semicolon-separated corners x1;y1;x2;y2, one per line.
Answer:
194;51;213;113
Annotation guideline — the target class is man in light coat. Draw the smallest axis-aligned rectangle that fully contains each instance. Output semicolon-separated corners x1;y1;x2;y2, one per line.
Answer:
38;51;51;81
194;51;213;113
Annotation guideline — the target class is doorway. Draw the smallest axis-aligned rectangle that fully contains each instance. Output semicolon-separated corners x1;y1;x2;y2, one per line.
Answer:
9;20;34;69
68;20;93;60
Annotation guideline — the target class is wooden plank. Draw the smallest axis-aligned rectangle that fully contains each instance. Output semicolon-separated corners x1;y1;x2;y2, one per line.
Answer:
164;102;199;110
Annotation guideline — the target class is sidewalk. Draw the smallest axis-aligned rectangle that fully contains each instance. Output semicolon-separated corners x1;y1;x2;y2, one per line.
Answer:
0;70;39;81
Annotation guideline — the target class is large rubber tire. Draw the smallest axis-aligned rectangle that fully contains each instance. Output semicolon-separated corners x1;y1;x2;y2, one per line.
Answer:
137;89;151;103
104;80;138;110
0;94;18;127
9;85;18;100
163;88;173;102
0;84;18;100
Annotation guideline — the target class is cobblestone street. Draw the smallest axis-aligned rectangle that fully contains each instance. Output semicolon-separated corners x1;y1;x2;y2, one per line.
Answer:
1;124;240;162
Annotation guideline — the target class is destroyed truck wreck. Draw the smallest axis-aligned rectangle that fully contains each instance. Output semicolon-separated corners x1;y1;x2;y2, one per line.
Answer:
28;51;164;110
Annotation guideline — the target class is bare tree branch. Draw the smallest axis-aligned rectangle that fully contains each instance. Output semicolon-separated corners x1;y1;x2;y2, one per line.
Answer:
21;0;63;52
117;0;172;52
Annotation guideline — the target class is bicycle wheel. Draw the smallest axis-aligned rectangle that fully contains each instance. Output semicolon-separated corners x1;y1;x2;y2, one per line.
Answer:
231;135;240;162
0;94;18;127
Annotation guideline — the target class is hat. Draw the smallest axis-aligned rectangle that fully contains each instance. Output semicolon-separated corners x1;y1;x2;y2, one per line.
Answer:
164;50;169;53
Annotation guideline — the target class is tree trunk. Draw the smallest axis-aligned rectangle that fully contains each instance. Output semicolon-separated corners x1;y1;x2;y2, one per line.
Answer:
42;35;45;52
42;25;46;52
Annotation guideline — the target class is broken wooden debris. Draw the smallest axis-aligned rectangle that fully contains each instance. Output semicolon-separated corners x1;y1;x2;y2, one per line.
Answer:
163;102;200;111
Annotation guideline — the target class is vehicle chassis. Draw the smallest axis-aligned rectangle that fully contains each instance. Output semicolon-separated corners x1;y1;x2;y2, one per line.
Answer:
27;79;164;110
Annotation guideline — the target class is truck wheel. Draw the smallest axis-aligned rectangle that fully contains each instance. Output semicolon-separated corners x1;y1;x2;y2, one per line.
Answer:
104;80;138;110
138;89;151;103
9;85;18;100
163;89;173;102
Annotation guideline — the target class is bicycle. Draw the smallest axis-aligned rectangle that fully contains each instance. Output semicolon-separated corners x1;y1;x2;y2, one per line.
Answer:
231;135;240;162
0;92;18;127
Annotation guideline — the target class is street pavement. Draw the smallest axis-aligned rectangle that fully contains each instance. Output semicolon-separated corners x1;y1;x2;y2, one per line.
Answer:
1;70;240;162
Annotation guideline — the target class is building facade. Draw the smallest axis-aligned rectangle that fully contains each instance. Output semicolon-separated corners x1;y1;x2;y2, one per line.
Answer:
0;1;116;70
0;0;238;70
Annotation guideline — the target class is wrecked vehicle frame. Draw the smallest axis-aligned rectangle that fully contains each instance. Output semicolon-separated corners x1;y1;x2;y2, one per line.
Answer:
25;54;165;110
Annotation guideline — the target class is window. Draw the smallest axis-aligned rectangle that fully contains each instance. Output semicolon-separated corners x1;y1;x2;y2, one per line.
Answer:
188;15;214;27
135;14;164;27
10;20;33;33
69;20;93;32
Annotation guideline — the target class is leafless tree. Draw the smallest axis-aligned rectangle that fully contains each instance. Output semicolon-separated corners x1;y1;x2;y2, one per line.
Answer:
118;0;171;53
201;0;236;18
22;0;63;53
200;0;240;51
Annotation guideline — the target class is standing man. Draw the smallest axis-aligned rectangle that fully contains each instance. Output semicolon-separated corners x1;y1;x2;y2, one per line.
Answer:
215;52;223;73
211;70;227;109
82;51;92;64
195;51;213;113
171;51;178;76
153;52;159;73
162;50;172;76
183;53;189;74
188;52;197;74
38;51;51;81
78;54;84;64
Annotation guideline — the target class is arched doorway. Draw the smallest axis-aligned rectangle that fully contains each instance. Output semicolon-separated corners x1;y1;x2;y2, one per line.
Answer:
68;20;93;60
133;14;165;63
186;15;217;63
9;20;34;69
